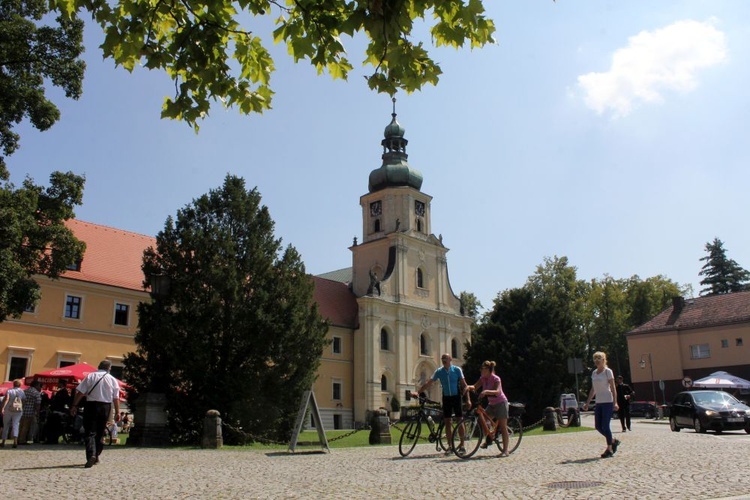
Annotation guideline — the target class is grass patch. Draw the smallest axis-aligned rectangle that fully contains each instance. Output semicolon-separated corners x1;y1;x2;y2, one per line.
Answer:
220;422;594;451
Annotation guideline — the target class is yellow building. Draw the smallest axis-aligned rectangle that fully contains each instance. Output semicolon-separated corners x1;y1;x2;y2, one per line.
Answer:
626;293;750;404
0;109;471;429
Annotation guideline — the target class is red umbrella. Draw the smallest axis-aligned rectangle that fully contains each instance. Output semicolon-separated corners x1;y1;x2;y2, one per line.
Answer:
0;381;29;397
28;363;128;401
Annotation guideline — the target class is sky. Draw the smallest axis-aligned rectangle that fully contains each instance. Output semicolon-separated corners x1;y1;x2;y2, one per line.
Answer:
9;1;750;313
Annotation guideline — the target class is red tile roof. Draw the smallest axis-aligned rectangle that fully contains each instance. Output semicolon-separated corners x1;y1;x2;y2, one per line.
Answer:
61;220;360;327
312;276;359;329
62;219;155;292
628;291;750;335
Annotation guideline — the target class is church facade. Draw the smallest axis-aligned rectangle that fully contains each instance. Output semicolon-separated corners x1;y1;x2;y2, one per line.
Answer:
0;108;471;430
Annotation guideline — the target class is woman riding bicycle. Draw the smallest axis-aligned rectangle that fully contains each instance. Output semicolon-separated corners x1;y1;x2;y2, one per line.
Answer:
465;360;510;457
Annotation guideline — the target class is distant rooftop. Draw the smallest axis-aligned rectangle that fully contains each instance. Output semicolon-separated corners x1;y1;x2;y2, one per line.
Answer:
628;291;750;335
316;267;352;284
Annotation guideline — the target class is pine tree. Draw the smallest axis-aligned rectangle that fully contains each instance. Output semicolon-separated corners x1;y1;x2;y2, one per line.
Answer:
124;175;328;444
699;238;750;296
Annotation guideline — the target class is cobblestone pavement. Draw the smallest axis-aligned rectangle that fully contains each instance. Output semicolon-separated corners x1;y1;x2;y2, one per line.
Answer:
1;415;749;499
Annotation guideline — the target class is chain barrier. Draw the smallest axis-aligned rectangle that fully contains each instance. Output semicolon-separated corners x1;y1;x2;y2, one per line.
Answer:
327;428;365;442
222;421;367;445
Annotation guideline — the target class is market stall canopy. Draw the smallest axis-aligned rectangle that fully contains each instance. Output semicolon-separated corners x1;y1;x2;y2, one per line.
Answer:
28;362;99;387
0;380;29;397
692;371;750;389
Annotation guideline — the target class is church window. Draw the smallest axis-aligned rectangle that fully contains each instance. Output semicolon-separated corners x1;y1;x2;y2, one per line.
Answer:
451;339;459;359
381;374;387;391
416;218;423;232
374;219;381;232
380;329;389;351
420;334;429;355
417;268;424;288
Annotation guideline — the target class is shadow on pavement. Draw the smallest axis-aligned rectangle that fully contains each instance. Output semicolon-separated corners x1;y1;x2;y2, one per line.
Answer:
559;457;600;464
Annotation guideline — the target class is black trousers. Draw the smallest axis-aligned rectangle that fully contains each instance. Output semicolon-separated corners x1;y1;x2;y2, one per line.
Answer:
618;403;631;430
83;401;111;460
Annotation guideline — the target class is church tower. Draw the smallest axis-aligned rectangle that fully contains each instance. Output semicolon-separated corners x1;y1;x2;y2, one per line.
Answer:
350;100;472;422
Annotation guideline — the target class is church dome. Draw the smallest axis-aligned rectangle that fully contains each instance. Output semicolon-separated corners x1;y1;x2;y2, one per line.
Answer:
368;101;423;193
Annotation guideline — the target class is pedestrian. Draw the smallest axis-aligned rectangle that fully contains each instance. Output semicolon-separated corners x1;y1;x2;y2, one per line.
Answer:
18;380;43;444
465;360;511;457
46;379;70;444
1;379;26;448
616;375;634;432
413;353;470;455
70;360;121;468
583;351;620;458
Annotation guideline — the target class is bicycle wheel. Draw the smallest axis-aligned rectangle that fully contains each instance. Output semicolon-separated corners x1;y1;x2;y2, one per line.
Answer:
398;419;422;457
436;420;450;452
506;416;523;454
452;416;482;459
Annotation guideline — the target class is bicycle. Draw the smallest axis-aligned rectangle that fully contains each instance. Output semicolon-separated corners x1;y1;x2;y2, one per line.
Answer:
452;400;524;459
398;393;451;457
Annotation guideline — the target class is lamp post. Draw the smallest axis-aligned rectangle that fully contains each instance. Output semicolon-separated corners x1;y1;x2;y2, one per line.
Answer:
639;353;657;414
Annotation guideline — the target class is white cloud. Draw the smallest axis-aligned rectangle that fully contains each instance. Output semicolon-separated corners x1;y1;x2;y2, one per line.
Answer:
578;19;727;117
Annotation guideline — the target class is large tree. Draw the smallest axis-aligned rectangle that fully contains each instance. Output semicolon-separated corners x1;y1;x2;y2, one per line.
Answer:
1;0;495;164
464;256;586;421
123;175;328;444
0;166;86;322
0;0;85;168
699;238;750;296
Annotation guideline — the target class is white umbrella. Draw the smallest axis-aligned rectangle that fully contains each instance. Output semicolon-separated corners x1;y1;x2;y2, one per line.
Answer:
692;371;750;389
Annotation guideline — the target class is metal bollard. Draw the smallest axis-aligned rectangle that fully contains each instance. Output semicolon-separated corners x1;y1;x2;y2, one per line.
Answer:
201;409;222;449
543;407;557;431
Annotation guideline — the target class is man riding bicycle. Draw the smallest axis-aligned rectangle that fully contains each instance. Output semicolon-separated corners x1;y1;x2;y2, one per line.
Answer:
413;353;470;455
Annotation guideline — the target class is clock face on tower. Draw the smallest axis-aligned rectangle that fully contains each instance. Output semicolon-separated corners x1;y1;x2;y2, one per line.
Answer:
370;200;382;217
415;200;425;217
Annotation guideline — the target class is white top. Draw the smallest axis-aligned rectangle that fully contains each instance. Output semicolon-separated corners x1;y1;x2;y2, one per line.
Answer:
76;370;120;403
591;367;614;403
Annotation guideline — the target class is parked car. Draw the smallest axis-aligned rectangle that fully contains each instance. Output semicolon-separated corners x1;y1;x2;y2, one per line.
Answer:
669;390;750;434
630;401;658;419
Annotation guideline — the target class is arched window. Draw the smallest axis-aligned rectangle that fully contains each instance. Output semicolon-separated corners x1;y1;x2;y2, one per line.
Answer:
416;218;423;232
381;374;387;391
417;268;424;288
451;339;459;359
374;219;381;232
380;328;389;351
420;333;428;355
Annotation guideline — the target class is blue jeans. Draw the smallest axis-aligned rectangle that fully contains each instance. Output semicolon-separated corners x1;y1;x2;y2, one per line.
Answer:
594;402;614;445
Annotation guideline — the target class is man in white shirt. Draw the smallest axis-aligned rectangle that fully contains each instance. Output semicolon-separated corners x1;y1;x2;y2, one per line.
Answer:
70;360;121;468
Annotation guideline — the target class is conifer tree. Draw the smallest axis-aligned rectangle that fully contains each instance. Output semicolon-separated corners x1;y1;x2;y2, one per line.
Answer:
124;175;328;443
699;238;750;296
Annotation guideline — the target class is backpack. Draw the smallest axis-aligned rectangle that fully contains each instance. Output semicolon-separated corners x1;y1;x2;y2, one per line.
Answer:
11;392;23;412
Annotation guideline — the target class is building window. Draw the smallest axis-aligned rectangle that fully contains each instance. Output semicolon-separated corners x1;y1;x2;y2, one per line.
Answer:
114;303;130;326
64;295;82;319
380;329;389;351
737;338;744;347
8;357;28;381
381;374;387;391
57;351;80;368
420;334;428;355
690;343;710;359
417;268;424;288
451;339;459;359
333;414;342;430
332;336;342;354
721;339;729;348
374;219;381;232
66;259;82;271
332;380;342;401
416;218;423;232
110;365;124;380
23;303;36;313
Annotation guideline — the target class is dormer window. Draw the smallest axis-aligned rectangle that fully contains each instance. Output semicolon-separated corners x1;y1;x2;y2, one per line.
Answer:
66;259;82;272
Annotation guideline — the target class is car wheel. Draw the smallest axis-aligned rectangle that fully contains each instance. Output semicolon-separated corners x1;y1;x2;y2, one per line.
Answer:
694;418;706;434
644;411;653;419
745;426;750;435
669;417;680;432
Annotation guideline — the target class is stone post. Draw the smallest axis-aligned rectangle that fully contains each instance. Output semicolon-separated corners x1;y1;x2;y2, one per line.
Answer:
368;408;392;445
201;410;222;449
543;407;557;431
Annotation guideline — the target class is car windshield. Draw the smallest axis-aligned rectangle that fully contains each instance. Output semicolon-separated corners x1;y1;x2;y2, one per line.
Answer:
693;391;740;406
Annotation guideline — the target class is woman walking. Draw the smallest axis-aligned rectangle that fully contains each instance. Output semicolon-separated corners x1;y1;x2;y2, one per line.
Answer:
583;352;620;458
1;379;26;448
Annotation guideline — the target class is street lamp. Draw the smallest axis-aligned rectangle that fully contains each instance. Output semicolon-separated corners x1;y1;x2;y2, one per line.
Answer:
639;353;657;414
